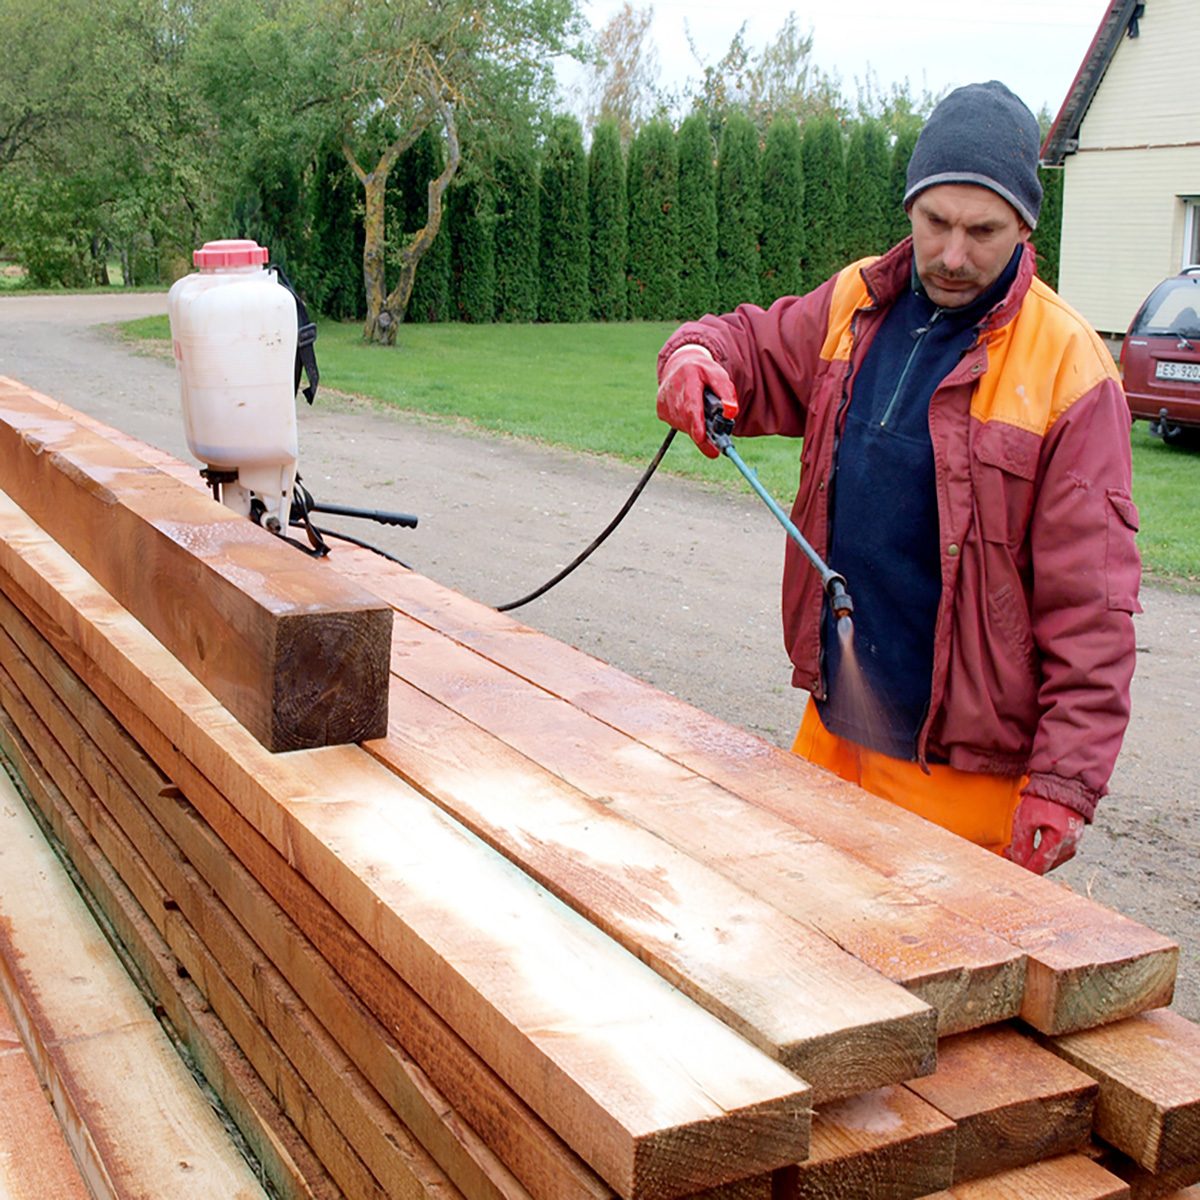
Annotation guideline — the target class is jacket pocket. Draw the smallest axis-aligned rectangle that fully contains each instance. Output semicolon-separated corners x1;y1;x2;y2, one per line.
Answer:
987;580;1038;675
1105;489;1142;612
971;422;1039;546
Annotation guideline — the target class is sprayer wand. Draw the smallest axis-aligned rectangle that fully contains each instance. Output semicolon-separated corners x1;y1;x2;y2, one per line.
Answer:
704;391;854;622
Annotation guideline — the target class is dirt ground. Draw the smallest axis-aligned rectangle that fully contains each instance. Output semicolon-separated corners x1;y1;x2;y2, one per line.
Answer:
2;292;1197;1021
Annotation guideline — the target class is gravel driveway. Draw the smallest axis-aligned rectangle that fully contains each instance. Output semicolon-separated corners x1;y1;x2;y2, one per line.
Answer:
3;291;1197;1021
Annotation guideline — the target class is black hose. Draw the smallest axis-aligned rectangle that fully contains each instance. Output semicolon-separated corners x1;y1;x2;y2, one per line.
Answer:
496;429;677;612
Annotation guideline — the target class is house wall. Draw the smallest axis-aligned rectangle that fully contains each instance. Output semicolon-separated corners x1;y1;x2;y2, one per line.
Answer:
1056;0;1200;334
1060;148;1200;333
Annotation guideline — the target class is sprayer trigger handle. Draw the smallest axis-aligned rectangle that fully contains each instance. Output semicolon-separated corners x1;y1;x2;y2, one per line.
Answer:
703;388;735;449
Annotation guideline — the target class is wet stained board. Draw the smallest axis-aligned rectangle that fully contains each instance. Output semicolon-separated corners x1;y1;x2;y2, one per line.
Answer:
904;1025;1097;1183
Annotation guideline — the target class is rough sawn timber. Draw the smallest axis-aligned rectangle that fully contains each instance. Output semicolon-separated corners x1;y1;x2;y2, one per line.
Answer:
0;705;341;1200
780;1085;957;1199
366;655;937;1099
917;1153;1130;1197
0;489;810;1200
904;1025;1097;1183
1048;1009;1200;1174
0;601;538;1200
369;613;1020;1042
0;577;616;1200
0;647;468;1200
0;376;391;751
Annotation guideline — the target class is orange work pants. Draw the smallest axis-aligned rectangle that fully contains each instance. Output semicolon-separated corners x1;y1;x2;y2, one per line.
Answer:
792;699;1025;855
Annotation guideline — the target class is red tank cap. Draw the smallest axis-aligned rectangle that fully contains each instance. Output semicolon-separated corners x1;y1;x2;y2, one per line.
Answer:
193;239;269;269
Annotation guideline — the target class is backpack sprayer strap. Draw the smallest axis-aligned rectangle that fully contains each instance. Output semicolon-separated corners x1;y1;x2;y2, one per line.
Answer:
268;261;319;405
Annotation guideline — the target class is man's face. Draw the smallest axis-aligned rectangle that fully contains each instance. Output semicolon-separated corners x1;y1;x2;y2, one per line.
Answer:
909;184;1031;308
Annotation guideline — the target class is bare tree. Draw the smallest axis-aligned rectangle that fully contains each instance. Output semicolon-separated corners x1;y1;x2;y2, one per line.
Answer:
687;11;842;133
585;3;662;146
328;0;582;344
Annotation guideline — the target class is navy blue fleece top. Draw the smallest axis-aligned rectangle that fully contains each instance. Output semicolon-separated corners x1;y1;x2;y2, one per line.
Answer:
815;247;1022;760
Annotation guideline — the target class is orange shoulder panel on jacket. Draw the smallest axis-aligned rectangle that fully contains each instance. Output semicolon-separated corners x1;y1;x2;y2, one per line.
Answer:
820;258;878;363
971;277;1121;434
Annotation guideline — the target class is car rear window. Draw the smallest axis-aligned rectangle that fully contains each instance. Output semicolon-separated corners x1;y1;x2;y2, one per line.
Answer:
1131;275;1200;336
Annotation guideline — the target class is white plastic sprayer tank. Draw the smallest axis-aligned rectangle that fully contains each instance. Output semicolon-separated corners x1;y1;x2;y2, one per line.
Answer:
167;238;298;529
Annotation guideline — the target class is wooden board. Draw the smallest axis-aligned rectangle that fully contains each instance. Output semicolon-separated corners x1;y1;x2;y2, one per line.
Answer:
781;1086;956;1199
0;988;91;1200
0;377;391;751
905;1026;1096;1183
0;767;270;1200
918;1154;1129;1197
1088;1141;1200;1200
1049;1010;1200;1173
331;554;1177;1037
364;671;938;1099
0;617;528;1200
0;493;811;1200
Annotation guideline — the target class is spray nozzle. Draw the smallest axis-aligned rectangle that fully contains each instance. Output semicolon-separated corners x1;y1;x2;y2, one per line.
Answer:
826;574;854;621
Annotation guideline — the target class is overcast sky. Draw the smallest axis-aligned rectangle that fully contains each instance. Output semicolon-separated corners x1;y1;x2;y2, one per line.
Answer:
564;0;1106;119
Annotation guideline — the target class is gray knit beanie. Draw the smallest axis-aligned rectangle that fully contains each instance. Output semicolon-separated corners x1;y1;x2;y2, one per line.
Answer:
904;81;1043;229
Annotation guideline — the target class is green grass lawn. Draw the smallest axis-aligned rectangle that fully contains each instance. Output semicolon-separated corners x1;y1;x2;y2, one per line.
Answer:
120;314;1199;584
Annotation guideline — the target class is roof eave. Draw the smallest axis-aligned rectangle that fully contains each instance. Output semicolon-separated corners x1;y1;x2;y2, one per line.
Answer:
1040;0;1143;166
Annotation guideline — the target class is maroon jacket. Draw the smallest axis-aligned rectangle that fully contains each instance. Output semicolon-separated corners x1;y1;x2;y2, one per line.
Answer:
659;240;1141;820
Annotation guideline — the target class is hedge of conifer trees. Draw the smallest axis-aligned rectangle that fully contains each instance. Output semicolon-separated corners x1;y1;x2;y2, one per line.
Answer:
308;113;1063;325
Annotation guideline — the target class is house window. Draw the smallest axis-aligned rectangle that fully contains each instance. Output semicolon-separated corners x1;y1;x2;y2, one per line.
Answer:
1184;199;1200;269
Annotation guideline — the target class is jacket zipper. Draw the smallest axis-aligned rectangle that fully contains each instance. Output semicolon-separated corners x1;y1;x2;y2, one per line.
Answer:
880;308;942;428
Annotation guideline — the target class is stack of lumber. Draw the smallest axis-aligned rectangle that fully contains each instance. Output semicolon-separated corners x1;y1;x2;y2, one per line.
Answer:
0;376;1196;1200
0;769;269;1199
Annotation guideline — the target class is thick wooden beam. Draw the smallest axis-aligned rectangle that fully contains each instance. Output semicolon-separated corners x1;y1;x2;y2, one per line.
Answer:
0;494;811;1200
906;1026;1097;1183
1049;1011;1200;1174
0;767;271;1200
0;377;391;751
332;554;1177;1037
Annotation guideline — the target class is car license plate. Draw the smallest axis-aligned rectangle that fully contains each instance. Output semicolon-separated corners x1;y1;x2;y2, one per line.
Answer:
1155;360;1200;382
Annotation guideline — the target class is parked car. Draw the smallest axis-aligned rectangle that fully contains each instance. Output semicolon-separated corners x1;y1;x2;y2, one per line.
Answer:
1120;267;1200;441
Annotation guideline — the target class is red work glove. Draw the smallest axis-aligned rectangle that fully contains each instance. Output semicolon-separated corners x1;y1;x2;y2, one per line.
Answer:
1005;795;1085;875
656;344;738;459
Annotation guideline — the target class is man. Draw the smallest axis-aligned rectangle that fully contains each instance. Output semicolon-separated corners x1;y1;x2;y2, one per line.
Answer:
655;81;1141;875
